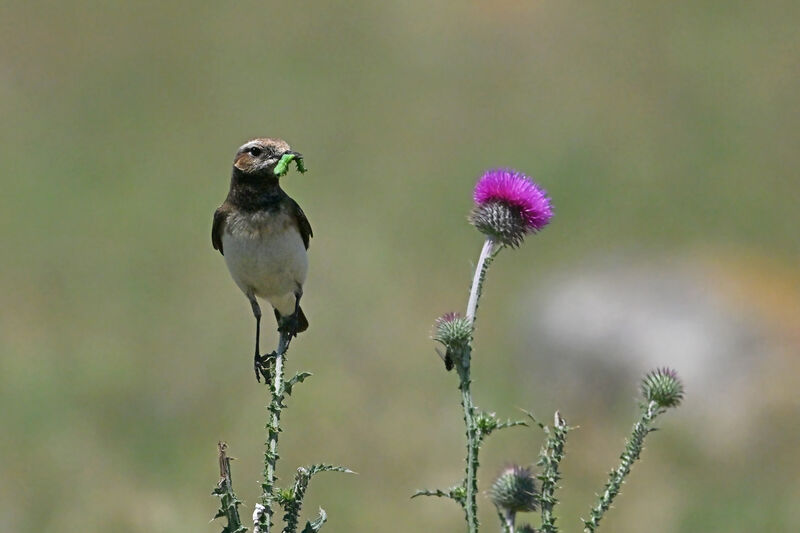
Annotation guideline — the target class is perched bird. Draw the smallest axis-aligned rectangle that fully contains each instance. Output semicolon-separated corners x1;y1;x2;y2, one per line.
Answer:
212;138;312;382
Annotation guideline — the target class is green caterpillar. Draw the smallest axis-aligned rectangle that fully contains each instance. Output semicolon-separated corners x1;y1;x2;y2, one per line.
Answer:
274;153;307;177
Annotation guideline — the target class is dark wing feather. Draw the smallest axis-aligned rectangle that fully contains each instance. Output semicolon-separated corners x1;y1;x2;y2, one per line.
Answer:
290;198;313;249
212;205;230;255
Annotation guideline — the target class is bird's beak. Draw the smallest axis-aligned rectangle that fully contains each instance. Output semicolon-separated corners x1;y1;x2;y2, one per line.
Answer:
284;150;303;159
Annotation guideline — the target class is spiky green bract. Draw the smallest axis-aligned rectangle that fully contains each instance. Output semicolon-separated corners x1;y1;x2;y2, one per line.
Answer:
641;367;684;408
433;312;473;351
528;411;570;533
433;312;473;371
280;465;354;533
490;465;539;514
470;201;529;248
583;370;683;533
212;442;248;533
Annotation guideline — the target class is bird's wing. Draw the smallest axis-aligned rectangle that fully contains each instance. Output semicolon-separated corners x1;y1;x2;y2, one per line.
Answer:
212;204;231;255
290;198;313;249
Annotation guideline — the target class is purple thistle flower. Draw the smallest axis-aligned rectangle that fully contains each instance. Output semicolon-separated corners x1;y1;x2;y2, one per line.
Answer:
469;169;553;246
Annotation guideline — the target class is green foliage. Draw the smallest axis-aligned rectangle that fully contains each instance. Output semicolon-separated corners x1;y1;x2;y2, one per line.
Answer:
220;331;350;533
476;411;527;442
411;485;466;507
582;399;666;533
300;509;327;533
284;372;312;397
532;412;570;533
281;465;354;533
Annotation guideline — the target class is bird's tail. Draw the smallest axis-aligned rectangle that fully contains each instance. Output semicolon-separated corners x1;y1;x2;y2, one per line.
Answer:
274;306;309;334
295;305;309;333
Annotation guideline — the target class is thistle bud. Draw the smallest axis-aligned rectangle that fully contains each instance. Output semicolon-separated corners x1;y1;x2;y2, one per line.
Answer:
432;312;472;370
433;312;472;348
641;367;684;408
489;465;539;515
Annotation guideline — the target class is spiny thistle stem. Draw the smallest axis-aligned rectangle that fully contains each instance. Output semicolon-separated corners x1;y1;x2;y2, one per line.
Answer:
213;442;247;533
458;357;480;533
256;331;292;533
460;238;505;533
582;401;661;533
497;508;515;533
466;239;499;324
538;412;569;533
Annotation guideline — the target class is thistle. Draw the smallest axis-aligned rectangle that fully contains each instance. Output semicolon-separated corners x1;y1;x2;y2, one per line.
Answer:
433;312;473;370
641;367;684;408
416;166;685;533
490;465;539;532
582;368;684;533
469;169;553;247
415;167;551;533
212;332;350;533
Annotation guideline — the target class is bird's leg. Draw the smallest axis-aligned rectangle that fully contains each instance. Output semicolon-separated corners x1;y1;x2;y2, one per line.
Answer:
249;294;274;383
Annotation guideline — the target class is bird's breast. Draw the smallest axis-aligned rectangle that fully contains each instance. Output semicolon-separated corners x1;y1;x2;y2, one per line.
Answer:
221;210;308;298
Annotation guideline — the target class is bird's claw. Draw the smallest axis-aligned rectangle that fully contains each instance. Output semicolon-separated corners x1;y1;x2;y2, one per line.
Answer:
254;352;276;383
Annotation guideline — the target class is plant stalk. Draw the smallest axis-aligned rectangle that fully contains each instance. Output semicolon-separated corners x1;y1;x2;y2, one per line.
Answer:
466;239;497;324
458;238;501;533
539;411;568;533
256;331;292;533
459;359;479;533
214;441;246;533
583;401;662;533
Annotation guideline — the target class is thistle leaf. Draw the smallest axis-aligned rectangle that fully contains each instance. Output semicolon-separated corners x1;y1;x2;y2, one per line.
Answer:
284;372;313;396
301;508;327;532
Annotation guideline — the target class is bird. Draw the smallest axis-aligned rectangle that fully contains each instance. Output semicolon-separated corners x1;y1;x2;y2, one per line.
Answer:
212;137;312;383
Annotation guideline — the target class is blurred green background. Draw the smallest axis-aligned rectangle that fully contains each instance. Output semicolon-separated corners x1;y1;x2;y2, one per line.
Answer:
2;1;799;532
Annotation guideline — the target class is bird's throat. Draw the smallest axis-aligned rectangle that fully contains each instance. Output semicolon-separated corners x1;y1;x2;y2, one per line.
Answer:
228;168;284;212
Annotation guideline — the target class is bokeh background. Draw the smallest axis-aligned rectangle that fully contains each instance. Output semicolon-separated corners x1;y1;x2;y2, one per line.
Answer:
2;2;799;532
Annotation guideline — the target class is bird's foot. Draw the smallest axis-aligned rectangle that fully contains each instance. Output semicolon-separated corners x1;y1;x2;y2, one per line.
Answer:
254;352;276;384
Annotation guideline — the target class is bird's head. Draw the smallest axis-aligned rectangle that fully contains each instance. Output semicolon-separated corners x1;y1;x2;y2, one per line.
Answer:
233;138;303;178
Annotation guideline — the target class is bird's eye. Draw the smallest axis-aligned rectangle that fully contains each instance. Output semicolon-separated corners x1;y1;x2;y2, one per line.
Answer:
248;147;263;157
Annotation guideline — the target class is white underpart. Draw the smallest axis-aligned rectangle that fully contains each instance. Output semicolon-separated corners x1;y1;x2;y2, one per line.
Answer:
222;210;307;316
